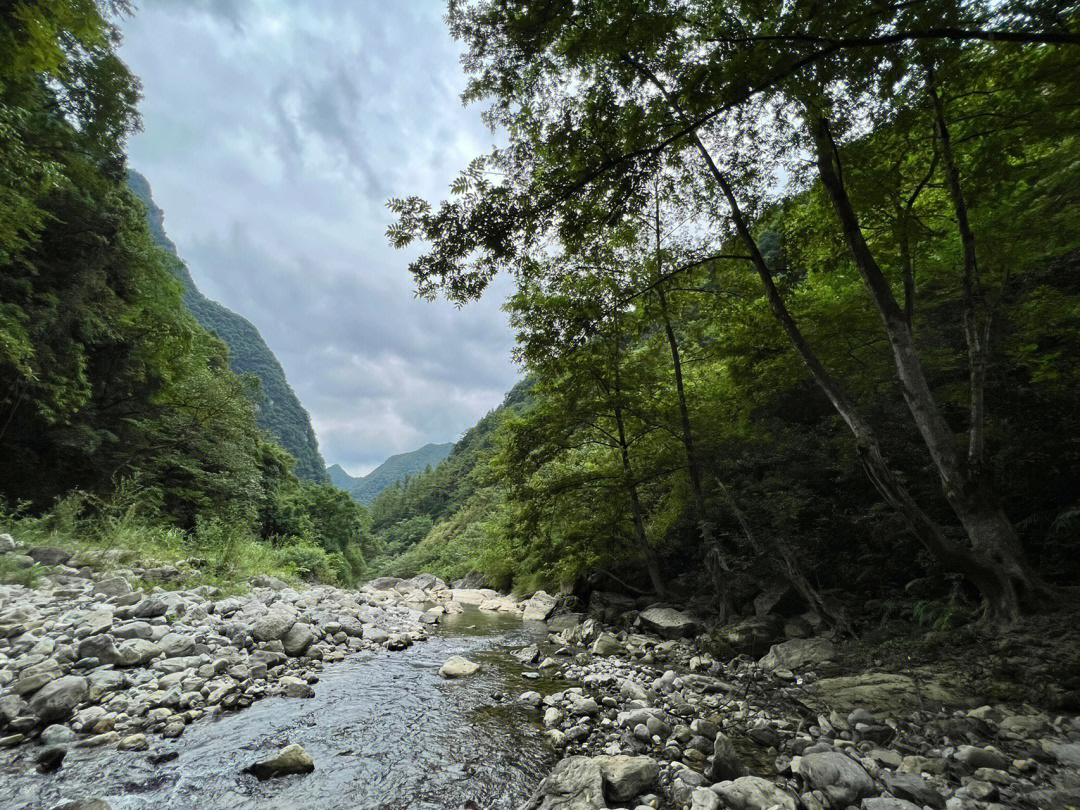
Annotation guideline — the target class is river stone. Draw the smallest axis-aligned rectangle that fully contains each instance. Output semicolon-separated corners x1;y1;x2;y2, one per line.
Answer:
514;644;541;665
29;675;88;724
81;609;114;636
1041;740;1080;767
638;607;697;639
714;776;799;810
880;772;945;809
94;576;131;597
716;616;783;656
28;546;73;566
159;632;195;658
860;800;922;810
587;591;636;623
280;676;313;698
439;656;481;678
955;744;1010;770
708;732;744;782
282;622;315;656
690;787;720;810
758;638;836;671
131;596;169;619
253;611;296;642
117;638;159;666
598;755;658;801
591;632;623;656
0;533;16;552
796;751;876;806
243;743;315;780
537;756;606;810
13;658;62;694
523;590;558;622
803;672;958;714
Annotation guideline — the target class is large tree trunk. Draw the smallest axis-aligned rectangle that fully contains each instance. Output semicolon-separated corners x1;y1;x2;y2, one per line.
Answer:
806;109;1046;624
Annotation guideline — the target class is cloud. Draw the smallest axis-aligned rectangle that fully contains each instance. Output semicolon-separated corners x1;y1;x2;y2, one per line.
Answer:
118;0;518;475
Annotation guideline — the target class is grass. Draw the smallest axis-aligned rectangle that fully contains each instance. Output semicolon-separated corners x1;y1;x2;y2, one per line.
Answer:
0;492;343;594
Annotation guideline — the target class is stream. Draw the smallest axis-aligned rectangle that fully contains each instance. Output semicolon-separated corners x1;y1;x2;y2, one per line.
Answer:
0;607;557;810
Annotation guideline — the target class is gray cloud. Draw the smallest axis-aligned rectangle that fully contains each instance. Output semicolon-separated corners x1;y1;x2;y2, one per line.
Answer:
119;0;517;474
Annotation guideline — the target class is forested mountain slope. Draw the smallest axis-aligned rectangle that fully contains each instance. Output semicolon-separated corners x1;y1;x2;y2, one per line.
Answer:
328;442;453;504
127;172;328;483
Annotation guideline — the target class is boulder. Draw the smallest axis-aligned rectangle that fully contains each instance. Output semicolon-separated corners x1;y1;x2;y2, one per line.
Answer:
591;632;622;656
29;675;88;724
439;656;481;678
860;800;922;810
280;676;313;698
28;546;73;566
159;632;195;658
758;638;837;672
714;776;799;810
881;772;946;809
796;751;876;807
587;591;636;623
77;634;121;667
13;658;62;694
0;533;16;553
94;576;131;597
243;743;315;780
597;755;658;802
514;644;541;665
131;596;169;619
117;638;159;667
708;732;744;782
536;756;606;810
1041;741;1080;768
955;745;1010;771
716;616;783;657
803;672;959;714
690;787;720;810
523;590;558;622
252;611;296;642
282;622;315;657
638;607;697;639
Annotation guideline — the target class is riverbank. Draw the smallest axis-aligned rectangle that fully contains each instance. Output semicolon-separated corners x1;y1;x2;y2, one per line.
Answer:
2;531;1079;810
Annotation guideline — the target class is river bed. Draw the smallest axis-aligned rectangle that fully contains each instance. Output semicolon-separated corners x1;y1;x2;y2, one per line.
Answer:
0;608;557;810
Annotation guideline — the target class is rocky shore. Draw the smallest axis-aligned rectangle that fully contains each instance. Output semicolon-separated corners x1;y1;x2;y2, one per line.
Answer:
2;533;1079;810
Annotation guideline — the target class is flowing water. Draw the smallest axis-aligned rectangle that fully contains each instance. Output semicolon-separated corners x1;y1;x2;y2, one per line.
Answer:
0;608;557;810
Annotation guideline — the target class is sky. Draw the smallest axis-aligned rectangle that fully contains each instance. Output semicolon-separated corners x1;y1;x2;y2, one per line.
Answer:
117;0;519;475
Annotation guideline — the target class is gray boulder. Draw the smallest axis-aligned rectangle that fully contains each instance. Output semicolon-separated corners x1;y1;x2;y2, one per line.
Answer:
797;751;876;806
591;632;623;656
131;596;168;619
861;800;922;810
282;623;315;657
94;576;131;597
597;755;658;802
638;607;697;639
0;533;16;553
28;546;73;566
881;771;946;809
117;638;159;667
29;675;88;724
243;743;315;780
439;656;480;678
708;732;744;782
253;611;295;642
758;637;836;671
714;776;799;810
536;756;606;810
523;590;558;622
158;632;195;658
690;787;720;810
77;635;121;667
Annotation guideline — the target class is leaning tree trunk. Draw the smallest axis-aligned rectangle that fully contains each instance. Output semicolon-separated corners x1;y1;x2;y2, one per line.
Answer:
614;398;667;598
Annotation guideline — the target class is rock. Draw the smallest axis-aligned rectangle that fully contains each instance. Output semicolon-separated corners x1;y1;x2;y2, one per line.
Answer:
77;634;121;666
514;644;541;665
118;733;149;751
591;632;623;656
881;772;946;809
117;638;159;666
860;800;922;810
1041;741;1080;767
158;632;195;658
713;776;799;810
37;745;67;773
94;576;131;597
29;675;88;724
716;616;783;656
523;591;558;622
753;581;792;616
758;638;836;671
597;755;658;801
131;596;169;619
0;533;16;552
40;724;76;745
549;613;582;632
282;622;315;656
13;658;62;694
280;676;314;698
252;611;296;642
243;743;315;780
796;751;876;807
708;732;744;782
638;607;697;639
955;745;1010;771
519;691;543;708
690;787;720;810
28;546;73;566
803;672;958;714
439;656;481;678
50;802;113;810
537;756;606;810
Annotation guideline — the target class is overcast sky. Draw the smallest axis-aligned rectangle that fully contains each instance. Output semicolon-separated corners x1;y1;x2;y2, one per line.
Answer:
117;0;518;475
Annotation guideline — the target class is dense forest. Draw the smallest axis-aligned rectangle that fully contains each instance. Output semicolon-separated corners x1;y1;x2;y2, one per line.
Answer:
127;172;328;484
328;441;453;504
0;1;375;587
379;0;1080;630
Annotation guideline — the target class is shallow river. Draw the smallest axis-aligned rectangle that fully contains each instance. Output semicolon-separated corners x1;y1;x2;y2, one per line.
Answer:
0;608;557;810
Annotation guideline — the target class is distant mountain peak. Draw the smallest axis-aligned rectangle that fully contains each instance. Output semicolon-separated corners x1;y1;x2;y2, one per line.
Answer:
331;442;454;504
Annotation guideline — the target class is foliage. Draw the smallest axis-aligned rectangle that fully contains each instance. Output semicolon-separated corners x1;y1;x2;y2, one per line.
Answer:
328;442;454;504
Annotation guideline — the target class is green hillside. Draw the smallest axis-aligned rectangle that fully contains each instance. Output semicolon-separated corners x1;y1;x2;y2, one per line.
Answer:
330;442;454;504
127;172;328;483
